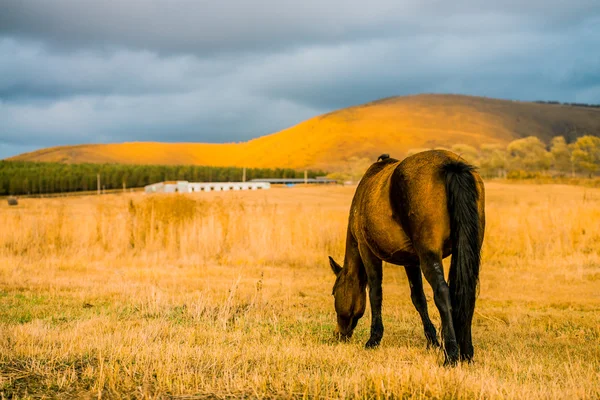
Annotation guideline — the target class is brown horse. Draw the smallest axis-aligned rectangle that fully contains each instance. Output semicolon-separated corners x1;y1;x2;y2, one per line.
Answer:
329;150;485;365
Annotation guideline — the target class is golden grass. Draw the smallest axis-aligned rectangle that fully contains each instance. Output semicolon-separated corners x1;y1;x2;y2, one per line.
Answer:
9;94;600;169
1;183;599;399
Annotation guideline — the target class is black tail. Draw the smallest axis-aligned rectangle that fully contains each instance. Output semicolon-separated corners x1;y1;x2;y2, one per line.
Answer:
443;161;481;357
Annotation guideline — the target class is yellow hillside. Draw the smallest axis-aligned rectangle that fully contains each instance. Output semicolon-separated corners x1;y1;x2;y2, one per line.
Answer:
9;94;600;169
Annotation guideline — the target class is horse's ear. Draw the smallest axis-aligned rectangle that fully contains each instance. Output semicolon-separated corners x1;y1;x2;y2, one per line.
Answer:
329;256;342;276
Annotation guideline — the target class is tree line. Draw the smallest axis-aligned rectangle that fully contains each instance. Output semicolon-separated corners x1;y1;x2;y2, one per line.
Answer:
0;162;327;196
422;135;600;179
534;101;600;109
328;135;600;183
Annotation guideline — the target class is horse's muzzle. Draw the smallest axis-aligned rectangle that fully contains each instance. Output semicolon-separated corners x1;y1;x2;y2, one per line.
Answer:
334;325;354;342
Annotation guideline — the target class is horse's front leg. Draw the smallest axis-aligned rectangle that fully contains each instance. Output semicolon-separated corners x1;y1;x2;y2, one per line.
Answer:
404;264;439;348
359;245;384;349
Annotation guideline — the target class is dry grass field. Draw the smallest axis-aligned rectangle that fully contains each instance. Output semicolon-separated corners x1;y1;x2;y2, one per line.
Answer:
1;183;599;399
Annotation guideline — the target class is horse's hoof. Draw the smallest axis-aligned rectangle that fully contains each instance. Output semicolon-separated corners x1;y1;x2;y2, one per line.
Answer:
424;325;438;348
443;357;459;367
365;338;381;349
443;347;460;366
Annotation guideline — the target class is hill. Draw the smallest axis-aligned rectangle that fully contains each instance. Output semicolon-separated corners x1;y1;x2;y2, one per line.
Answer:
9;94;600;170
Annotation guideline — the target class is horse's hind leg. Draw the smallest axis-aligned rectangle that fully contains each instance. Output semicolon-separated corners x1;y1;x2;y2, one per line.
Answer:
358;244;384;349
404;265;439;348
419;250;459;365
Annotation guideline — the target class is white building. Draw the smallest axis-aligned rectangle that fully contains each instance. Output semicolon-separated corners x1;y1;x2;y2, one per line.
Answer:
144;181;270;193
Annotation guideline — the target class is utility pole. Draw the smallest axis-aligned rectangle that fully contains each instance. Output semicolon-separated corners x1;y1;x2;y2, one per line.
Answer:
97;174;101;195
242;167;246;182
304;170;308;185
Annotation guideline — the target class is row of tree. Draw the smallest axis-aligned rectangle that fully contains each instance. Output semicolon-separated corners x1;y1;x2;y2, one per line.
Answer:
534;101;600;109
0;162;327;196
329;135;600;183
426;135;600;178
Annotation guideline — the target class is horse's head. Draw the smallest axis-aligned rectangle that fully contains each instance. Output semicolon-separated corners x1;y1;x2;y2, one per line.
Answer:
329;256;366;341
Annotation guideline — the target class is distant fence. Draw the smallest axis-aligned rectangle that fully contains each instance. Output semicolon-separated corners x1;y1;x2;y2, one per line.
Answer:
249;178;336;185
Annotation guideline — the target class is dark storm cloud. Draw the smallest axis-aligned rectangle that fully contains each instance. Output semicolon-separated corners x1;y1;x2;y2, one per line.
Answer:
1;0;598;54
1;0;599;159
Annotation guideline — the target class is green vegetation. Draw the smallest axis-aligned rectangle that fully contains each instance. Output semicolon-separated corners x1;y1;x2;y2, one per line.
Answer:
425;135;600;179
466;135;600;179
408;135;600;179
0;162;327;196
534;100;600;108
4;134;599;194
328;135;600;183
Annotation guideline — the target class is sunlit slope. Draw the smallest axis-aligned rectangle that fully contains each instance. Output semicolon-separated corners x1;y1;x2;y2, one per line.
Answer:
10;94;600;169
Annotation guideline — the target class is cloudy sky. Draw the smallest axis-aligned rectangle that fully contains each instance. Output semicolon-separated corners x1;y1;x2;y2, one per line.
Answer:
1;1;599;159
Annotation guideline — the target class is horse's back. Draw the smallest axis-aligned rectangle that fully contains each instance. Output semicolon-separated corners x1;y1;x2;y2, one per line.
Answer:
393;150;484;255
350;150;483;264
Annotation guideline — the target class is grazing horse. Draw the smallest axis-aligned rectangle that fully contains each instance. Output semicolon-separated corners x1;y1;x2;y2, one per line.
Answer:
329;150;485;365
